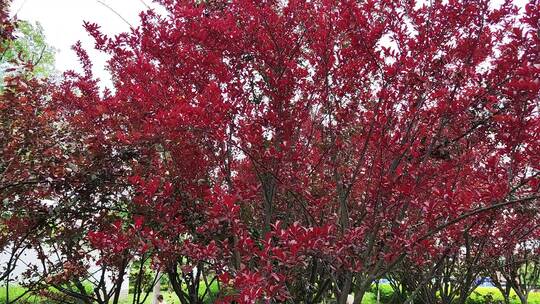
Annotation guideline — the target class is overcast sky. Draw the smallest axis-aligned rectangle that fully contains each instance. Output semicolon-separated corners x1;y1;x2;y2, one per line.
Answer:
10;0;529;88
10;0;160;87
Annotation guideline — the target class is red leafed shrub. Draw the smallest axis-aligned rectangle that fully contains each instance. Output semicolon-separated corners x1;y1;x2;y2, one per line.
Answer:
47;0;540;303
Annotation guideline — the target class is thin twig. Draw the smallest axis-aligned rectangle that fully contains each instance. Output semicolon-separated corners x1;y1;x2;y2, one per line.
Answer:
138;0;151;10
96;0;133;28
14;0;29;16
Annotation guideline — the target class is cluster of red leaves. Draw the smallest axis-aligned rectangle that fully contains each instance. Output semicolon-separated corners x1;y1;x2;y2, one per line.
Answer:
0;71;61;251
0;0;15;44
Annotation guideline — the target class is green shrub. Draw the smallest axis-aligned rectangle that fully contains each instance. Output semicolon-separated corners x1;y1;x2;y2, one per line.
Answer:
368;283;396;303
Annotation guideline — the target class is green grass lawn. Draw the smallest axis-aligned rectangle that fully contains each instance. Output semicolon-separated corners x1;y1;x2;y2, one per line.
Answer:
119;283;218;304
466;286;540;304
3;283;540;303
119;291;180;304
125;287;540;304
0;285;41;303
360;285;540;304
0;286;212;304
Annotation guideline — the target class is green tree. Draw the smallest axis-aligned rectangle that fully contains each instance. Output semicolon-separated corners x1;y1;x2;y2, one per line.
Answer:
1;20;55;87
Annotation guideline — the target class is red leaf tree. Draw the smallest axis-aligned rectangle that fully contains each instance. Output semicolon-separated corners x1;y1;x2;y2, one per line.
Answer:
54;0;540;303
1;4;143;303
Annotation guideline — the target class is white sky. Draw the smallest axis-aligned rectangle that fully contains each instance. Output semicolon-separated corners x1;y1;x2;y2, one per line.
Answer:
10;0;161;87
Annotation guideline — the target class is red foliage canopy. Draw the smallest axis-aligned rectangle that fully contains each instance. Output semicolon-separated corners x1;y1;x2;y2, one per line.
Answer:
50;0;540;303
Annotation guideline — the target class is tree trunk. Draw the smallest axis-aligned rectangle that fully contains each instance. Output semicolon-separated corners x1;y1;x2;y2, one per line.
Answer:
352;287;367;304
261;172;276;236
152;270;161;304
337;272;353;304
515;289;528;304
167;267;189;304
352;278;371;304
376;281;380;304
113;259;128;304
